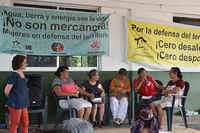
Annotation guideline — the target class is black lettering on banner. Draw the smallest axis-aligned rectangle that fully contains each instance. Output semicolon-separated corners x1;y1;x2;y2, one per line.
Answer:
0;8;109;42
3;17;22;28
2;10;23;18
73;25;78;31
159;51;176;60
32;33;40;39
192;33;200;40
131;24;144;32
50;23;107;32
153;28;179;38
179;54;200;63
156;40;176;49
160;51;165;59
25;22;46;30
25;22;32;29
181;32;191;39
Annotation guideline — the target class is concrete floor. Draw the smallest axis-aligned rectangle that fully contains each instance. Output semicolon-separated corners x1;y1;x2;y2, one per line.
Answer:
1;116;200;133
94;124;200;133
0;124;200;133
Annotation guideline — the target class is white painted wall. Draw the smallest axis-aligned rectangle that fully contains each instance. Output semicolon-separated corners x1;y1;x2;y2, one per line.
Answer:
1;0;200;71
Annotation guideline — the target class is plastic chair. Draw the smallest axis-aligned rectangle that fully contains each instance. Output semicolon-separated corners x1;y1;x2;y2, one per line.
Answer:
164;81;189;131
53;92;77;128
104;80;133;125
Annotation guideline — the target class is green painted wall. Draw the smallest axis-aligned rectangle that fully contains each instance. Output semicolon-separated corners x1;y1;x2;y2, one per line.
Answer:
0;71;200;124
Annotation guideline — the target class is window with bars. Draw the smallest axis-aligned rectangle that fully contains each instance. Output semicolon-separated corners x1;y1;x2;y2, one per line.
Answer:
14;3;99;68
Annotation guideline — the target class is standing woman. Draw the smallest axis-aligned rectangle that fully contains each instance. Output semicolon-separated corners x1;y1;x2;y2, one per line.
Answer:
4;55;29;133
82;69;105;128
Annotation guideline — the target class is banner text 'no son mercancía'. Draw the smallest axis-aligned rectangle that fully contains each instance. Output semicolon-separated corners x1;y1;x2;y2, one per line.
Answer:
0;6;110;56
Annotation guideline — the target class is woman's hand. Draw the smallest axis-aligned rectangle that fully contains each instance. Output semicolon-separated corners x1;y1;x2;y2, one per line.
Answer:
89;94;95;100
72;91;79;97
134;80;145;92
121;89;127;94
4;84;13;97
100;91;105;98
163;90;169;97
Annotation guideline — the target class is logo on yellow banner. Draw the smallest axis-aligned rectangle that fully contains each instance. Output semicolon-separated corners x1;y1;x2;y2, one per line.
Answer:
127;19;200;67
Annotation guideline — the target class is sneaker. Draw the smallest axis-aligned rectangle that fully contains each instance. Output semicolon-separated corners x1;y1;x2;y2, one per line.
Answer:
113;120;121;128
98;121;103;128
92;121;97;128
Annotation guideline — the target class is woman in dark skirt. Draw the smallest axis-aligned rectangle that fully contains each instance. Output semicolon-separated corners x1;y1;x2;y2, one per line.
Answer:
82;69;105;128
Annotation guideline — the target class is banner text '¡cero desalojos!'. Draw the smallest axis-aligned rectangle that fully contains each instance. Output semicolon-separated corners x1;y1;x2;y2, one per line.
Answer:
3;17;108;32
156;40;200;52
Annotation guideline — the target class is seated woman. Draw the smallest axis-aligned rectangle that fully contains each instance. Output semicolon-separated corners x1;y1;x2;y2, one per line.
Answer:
134;68;164;128
157;67;185;127
109;68;131;126
52;66;92;120
82;69;105;128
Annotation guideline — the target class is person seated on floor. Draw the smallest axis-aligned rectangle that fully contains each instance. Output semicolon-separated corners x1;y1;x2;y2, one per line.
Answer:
109;68;131;126
81;69;105;128
156;67;185;128
131;104;159;133
52;66;92;120
133;68;164;128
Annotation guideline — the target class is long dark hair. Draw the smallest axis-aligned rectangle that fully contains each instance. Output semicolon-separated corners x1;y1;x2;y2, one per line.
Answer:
171;67;183;79
55;66;69;77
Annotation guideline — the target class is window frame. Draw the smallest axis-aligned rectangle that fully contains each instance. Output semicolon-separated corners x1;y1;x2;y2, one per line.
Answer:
12;0;102;71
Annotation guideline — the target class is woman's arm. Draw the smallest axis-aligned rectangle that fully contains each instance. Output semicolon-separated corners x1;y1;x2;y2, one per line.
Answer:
154;82;166;90
134;80;144;93
122;79;131;94
109;80;117;94
4;84;13;96
163;87;181;96
149;76;165;90
53;86;76;97
77;85;95;99
99;85;105;97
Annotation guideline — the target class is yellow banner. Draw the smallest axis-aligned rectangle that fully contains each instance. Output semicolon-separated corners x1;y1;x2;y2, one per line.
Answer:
127;19;200;67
